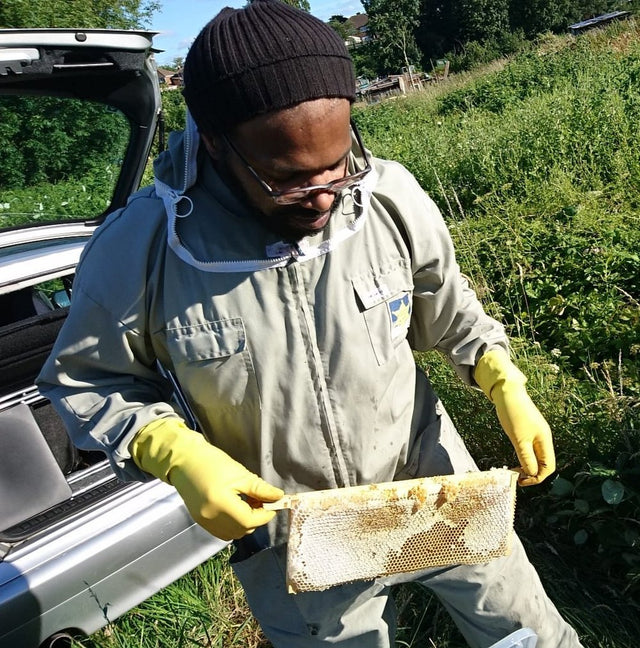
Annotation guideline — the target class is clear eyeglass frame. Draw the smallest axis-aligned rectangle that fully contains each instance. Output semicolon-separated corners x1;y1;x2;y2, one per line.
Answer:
221;120;372;205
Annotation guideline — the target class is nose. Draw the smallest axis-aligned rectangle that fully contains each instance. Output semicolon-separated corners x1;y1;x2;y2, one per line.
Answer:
298;165;345;211
299;189;337;212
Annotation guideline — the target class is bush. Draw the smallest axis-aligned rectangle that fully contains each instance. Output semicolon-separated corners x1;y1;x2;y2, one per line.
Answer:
0;96;127;190
446;29;530;73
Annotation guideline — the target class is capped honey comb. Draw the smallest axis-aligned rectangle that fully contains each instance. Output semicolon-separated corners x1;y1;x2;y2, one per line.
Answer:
267;468;518;593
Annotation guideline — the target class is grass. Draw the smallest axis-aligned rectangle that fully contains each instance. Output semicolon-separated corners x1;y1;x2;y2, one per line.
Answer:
72;548;268;648
73;20;640;648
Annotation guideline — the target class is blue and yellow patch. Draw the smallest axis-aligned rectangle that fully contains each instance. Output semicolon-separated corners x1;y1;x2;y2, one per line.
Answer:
387;292;412;338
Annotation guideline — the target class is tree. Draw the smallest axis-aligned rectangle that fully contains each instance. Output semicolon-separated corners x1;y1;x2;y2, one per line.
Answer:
0;0;160;29
0;96;128;189
417;0;510;59
362;0;421;74
509;0;580;36
416;0;458;60
455;0;510;43
169;56;185;71
278;0;311;12
328;14;357;41
160;89;187;134
349;41;382;79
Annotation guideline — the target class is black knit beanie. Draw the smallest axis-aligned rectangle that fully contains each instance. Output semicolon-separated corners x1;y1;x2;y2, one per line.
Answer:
182;0;356;134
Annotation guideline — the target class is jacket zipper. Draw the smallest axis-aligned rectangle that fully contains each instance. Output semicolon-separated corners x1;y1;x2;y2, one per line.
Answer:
288;263;351;488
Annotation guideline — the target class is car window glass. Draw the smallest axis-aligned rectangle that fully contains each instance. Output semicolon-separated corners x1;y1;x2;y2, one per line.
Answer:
0;275;73;328
0;95;129;229
34;276;73;309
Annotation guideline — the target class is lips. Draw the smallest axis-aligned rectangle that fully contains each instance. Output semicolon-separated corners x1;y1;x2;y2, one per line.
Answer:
274;208;331;238
267;192;341;241
300;210;331;230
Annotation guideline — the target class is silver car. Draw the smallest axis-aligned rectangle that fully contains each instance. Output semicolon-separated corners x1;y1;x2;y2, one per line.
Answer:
0;29;226;648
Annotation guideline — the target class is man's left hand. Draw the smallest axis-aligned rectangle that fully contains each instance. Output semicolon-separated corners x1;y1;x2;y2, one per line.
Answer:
491;381;556;485
474;348;556;486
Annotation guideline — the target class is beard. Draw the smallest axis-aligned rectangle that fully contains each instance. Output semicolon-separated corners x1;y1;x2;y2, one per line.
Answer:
212;154;341;242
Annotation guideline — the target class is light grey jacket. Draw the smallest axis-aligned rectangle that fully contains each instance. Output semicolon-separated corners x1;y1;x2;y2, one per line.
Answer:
37;115;507;509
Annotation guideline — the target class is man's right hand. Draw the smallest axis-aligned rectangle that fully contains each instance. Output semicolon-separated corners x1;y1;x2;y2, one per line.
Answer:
130;418;283;540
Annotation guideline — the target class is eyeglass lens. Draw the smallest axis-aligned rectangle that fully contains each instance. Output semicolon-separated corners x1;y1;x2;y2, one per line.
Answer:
273;169;370;205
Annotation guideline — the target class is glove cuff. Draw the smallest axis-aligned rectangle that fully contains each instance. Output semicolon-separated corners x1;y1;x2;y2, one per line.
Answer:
130;418;207;483
474;348;527;403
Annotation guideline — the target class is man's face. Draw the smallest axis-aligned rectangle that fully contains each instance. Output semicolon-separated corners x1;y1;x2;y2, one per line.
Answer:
203;98;353;242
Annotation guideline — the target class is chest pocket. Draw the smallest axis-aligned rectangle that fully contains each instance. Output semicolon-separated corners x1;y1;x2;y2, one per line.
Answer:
165;318;260;415
352;260;413;366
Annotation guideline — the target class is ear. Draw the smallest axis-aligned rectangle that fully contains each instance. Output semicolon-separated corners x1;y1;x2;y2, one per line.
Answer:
200;133;222;161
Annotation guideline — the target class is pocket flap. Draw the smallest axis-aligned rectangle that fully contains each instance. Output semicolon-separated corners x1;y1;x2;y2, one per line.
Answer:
166;318;246;361
352;260;411;310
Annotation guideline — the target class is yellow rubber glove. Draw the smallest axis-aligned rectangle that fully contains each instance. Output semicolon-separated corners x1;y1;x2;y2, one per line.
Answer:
474;348;556;486
130;418;283;541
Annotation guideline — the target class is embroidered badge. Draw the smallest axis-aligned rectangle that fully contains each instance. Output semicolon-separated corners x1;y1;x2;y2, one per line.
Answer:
387;292;412;339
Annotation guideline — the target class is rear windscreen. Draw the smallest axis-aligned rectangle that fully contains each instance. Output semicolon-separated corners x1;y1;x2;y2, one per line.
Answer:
0;95;130;228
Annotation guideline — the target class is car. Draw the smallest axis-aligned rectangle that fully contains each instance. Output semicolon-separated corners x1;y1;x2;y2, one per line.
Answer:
0;28;227;648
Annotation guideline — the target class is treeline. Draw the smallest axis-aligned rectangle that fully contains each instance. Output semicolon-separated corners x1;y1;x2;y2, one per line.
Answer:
419;0;636;53
0;0;158;29
352;0;639;77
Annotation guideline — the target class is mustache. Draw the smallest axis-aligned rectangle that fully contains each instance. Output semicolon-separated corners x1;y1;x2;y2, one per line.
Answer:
275;194;340;220
278;208;329;222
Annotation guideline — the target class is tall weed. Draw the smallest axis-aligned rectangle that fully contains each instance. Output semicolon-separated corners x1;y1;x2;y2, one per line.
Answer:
72;549;268;648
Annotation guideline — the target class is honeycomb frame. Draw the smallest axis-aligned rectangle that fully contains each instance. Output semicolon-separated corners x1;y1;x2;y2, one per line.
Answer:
279;469;518;593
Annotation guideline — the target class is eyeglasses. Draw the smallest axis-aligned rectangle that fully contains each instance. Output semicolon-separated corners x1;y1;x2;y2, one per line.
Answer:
220;120;372;205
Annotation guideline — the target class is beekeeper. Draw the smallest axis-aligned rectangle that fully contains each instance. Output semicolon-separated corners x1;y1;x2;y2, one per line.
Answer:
37;1;584;646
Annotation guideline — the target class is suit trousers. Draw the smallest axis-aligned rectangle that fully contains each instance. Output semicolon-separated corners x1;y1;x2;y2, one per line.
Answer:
231;394;584;648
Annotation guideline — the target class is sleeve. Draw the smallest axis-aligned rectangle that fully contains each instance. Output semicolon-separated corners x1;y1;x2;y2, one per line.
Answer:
36;205;179;483
378;160;509;384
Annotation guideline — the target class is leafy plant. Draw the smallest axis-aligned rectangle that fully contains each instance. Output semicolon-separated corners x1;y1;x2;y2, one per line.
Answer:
0;96;130;227
0;96;128;187
520;448;640;606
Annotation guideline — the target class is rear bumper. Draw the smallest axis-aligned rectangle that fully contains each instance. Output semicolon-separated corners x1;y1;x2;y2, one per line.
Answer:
0;479;227;648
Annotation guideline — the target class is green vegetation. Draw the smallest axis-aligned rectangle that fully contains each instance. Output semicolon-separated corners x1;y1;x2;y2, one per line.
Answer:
0;97;131;227
0;0;159;29
69;20;639;648
356;0;639;76
361;0;422;73
71;547;268;648
355;21;640;646
348;0;640;78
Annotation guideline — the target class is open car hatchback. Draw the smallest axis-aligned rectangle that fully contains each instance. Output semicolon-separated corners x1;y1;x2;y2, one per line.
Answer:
0;28;226;648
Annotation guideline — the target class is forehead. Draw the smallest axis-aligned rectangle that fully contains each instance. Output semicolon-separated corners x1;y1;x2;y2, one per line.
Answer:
234;98;352;170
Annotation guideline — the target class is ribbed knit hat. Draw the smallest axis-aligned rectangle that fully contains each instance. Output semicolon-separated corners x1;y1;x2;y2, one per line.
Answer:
182;0;356;134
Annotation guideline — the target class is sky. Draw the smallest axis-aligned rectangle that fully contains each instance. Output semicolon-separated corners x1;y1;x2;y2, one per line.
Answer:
151;0;365;67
